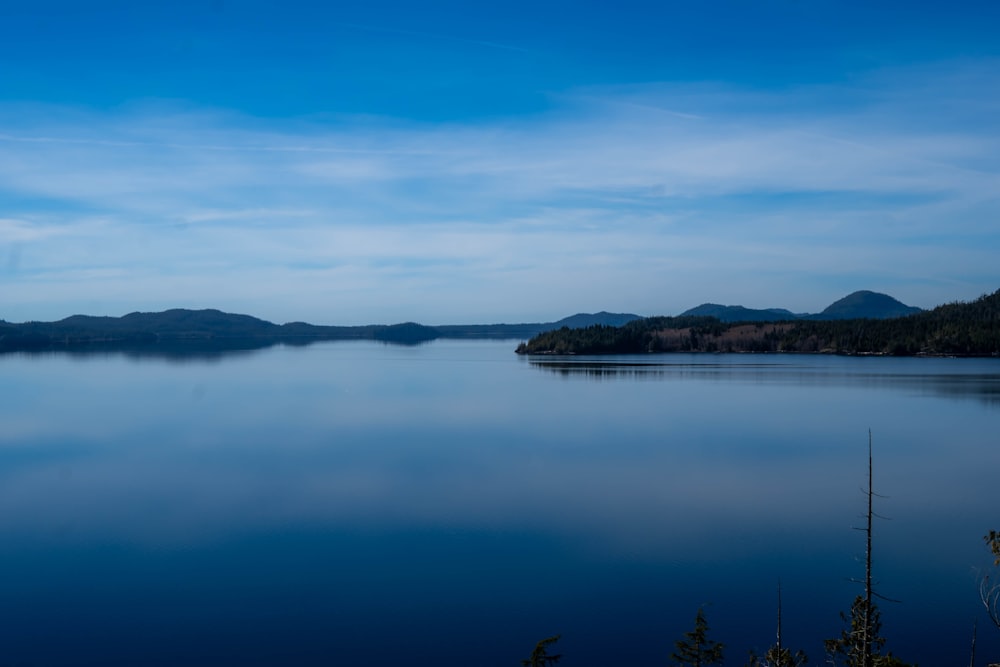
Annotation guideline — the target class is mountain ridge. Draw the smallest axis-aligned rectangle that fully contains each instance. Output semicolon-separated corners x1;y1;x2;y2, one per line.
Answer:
0;290;947;355
680;290;921;323
0;309;642;353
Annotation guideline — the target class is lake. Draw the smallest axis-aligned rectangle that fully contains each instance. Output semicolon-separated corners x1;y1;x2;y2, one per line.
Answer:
1;340;998;665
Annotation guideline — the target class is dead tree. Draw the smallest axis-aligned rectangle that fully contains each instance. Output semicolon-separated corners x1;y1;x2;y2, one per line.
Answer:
825;431;906;667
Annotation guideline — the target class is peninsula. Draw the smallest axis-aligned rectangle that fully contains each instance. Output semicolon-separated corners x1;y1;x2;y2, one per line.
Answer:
515;289;1000;357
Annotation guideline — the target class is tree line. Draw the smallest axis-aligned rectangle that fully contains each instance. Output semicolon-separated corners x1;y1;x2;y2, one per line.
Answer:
516;289;1000;356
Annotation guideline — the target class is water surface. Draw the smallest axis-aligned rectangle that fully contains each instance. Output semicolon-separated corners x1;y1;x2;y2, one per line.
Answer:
1;342;998;665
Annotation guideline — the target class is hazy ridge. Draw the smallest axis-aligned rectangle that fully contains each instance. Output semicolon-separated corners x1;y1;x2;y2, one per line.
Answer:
680;290;922;322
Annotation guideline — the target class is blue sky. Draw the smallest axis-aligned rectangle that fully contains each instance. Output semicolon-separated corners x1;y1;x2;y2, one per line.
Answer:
2;1;999;324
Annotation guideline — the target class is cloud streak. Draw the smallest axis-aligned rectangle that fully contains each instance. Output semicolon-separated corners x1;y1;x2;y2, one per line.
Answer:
1;61;998;323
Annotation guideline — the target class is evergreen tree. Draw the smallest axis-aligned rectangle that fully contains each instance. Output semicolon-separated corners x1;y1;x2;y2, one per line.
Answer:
987;531;1000;566
746;646;808;667
824;433;911;667
747;583;808;666
824;595;911;666
521;635;561;667
671;608;725;667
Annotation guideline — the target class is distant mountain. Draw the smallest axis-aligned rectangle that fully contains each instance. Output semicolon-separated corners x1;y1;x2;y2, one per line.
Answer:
810;290;923;320
680;291;921;322
433;311;641;340
680;304;800;323
0;308;641;354
54;309;281;337
549;311;642;329
0;308;429;351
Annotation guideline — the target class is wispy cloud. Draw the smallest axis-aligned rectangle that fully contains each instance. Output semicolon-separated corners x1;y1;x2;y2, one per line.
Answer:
1;61;998;322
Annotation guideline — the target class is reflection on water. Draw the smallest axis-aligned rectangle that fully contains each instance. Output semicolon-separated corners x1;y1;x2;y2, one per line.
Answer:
530;355;1000;406
0;343;998;665
2;336;435;363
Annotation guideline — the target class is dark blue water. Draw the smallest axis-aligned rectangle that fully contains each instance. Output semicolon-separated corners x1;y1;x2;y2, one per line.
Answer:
1;341;998;665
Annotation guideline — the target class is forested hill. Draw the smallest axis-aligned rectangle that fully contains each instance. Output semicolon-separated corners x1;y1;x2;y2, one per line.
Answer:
810;290;922;319
680;304;797;322
0;309;440;351
0;308;641;353
516;289;1000;356
680;290;920;323
432;311;640;339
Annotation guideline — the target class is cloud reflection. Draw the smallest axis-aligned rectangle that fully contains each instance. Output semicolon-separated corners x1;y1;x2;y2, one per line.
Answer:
0;344;997;562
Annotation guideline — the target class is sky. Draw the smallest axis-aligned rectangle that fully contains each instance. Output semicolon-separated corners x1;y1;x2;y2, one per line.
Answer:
1;1;999;325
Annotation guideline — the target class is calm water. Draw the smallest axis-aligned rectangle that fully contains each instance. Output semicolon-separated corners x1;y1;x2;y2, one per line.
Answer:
0;340;998;666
